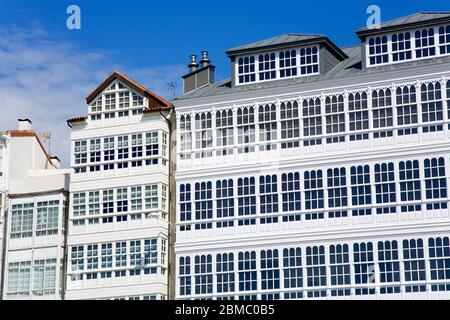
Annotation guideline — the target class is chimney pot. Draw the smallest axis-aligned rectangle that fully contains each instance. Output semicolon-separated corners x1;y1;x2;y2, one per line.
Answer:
18;118;32;131
50;156;61;169
200;51;210;68
188;54;199;73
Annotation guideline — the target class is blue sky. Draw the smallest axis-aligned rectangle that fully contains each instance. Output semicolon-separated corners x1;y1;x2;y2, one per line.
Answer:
0;0;449;164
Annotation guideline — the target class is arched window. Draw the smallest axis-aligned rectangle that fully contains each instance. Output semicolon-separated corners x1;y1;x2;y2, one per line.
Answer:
280;101;300;148
348;92;369;141
302;98;322;146
258;103;277;151
439;25;450;55
372;88;393;138
237;107;255;154
367;36;388;65
420;82;443;133
194;112;212;158
279;50;297;78
392;32;412;62
325;95;345;143
237;56;256;84
300;46;319;74
258;53;276;81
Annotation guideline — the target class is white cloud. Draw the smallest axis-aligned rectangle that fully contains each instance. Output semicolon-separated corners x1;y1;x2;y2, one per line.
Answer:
0;25;184;166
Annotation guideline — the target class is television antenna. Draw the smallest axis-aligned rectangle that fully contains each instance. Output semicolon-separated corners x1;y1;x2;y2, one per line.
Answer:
40;131;52;155
165;81;177;99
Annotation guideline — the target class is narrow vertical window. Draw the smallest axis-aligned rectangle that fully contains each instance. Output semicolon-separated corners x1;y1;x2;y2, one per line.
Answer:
399;160;421;212
180;184;192;231
353;242;375;295
179;257;191;296
378;240;401;294
402;239;426;293
421;82;443;133
260;249;280;293
374;162;396;214
350;165;372;216
281;172;301;222
216;179;234;228
238;251;257;292
216;110;234;156
280;101;300;148
424;157;447;210
348;92;369;141
439;25;450;55
304;170;324;220
259;175;278;224
302;98;322;146
372;88;393;138
327;167;348;218
396;85;418;135
180;114;192;160
216;253;235;294
237;107;255;154
306;246;326;298
283;248;303;299
428;237;450;292
237;177;256;226
194;182;213;230
325;95;345;143
195;112;213;158
329;244;351;296
258;103;277;151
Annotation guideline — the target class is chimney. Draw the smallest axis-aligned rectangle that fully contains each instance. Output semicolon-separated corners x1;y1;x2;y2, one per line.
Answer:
18;118;32;131
50;156;61;169
182;51;215;94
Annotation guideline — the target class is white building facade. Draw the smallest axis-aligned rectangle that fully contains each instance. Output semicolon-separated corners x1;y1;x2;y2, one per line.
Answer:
65;72;173;300
0;134;7;294
0;120;69;300
173;13;450;300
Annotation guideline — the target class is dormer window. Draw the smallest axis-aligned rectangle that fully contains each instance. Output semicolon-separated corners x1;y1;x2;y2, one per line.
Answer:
237;56;256;84
226;34;347;87
258;53;276;81
235;46;320;85
392;32;412;62
438;26;450;54
279;50;297;78
364;23;450;67
368;36;388;65
300;47;319;75
415;28;435;58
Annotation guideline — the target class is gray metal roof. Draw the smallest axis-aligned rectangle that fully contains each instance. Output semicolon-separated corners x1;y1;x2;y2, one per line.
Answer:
175;44;450;101
226;34;325;55
357;12;450;35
